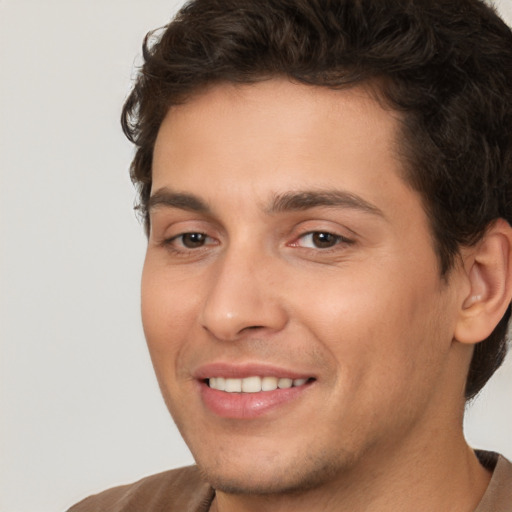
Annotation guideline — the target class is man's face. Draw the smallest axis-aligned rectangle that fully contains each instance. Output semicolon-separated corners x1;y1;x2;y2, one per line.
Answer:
143;80;466;494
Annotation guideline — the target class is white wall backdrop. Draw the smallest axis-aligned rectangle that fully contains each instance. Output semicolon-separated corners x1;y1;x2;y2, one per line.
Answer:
1;1;511;511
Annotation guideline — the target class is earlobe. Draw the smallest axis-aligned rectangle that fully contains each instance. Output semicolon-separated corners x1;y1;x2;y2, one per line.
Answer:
455;219;512;345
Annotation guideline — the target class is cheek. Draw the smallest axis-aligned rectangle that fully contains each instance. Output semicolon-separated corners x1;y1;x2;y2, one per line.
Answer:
140;261;200;379
291;260;450;391
140;263;206;425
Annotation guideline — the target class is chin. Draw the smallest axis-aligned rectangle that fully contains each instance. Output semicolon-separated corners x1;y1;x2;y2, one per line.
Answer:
195;450;349;496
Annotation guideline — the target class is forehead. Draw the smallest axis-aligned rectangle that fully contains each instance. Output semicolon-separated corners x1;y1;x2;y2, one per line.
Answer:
155;79;398;153
152;79;412;217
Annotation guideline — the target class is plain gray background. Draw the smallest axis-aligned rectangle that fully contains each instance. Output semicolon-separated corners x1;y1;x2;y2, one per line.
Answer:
1;1;511;511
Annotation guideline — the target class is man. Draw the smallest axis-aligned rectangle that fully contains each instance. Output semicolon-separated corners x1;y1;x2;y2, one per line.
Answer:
69;0;512;510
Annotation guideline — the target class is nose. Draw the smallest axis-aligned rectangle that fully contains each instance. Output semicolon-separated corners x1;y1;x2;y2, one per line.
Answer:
199;248;288;341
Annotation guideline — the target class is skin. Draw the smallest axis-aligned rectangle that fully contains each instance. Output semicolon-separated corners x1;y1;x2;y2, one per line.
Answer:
143;79;492;512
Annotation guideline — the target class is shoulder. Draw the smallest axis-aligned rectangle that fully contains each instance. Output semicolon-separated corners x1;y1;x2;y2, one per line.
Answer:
475;453;512;512
67;465;214;512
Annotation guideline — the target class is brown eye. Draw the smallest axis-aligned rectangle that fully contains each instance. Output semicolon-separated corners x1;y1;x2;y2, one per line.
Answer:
293;231;353;250
180;233;208;248
311;232;338;248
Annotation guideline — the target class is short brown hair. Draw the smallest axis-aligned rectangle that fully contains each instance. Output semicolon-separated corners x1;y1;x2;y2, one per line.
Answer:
122;0;512;400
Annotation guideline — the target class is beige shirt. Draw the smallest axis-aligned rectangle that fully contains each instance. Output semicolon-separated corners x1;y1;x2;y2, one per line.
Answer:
67;453;512;512
475;454;512;512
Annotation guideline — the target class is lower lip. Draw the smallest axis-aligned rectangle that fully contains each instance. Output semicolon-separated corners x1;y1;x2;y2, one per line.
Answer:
199;381;312;419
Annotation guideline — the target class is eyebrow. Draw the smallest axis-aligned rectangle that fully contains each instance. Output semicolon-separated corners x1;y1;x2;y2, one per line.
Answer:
267;190;384;217
148;188;210;213
148;187;384;218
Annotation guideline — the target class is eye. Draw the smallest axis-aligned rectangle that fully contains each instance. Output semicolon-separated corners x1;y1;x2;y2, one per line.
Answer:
296;231;350;249
182;233;207;248
170;232;213;249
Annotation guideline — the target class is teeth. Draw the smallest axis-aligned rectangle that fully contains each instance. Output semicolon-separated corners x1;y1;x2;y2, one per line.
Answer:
278;378;293;389
225;378;242;392
261;376;278;391
208;376;310;393
241;376;261;393
209;377;224;390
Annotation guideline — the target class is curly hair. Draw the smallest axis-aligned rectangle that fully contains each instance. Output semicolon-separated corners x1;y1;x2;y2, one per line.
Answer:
121;0;512;400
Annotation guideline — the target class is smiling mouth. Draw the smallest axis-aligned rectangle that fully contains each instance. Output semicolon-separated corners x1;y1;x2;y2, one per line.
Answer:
206;376;314;393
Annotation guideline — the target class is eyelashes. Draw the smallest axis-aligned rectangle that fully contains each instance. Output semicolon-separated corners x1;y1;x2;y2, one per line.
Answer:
160;230;354;257
160;232;218;257
291;231;354;250
172;232;214;249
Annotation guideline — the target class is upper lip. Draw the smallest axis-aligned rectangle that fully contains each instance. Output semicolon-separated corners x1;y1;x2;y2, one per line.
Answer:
193;362;315;380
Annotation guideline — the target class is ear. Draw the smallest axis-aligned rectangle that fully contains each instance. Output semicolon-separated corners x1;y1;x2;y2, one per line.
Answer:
454;219;512;345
